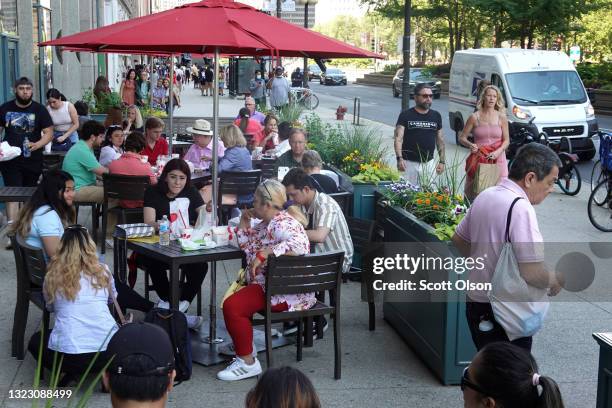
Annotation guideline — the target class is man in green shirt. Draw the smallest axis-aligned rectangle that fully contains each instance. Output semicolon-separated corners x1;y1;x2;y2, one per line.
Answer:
62;120;108;203
274;128;307;176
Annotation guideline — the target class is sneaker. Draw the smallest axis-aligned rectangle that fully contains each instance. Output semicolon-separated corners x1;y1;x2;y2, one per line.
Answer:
218;340;257;358
186;315;204;330
179;300;190;313
216;357;262;381
313;317;329;339
283;321;299;336
5;237;12;250
156;300;170;310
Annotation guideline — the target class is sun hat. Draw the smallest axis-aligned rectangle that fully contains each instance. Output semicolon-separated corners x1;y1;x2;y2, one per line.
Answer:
186;119;213;136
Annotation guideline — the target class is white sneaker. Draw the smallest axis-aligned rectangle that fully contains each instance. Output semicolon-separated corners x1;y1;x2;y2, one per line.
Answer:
179;300;190;313
218;340;257;358
156;300;170;310
186;315;204;330
216;357;262;381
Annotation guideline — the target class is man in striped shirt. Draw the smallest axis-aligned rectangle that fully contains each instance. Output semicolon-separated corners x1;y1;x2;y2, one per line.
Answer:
282;168;353;273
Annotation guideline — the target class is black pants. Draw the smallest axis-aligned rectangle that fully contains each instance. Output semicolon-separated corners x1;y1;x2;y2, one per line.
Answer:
115;279;154;313
140;257;208;303
28;331;111;379
465;301;532;352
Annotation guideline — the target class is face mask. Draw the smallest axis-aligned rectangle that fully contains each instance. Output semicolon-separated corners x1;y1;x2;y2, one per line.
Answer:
256;75;261;79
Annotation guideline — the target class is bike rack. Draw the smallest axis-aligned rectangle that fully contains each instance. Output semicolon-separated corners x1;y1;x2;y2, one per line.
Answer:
353;97;361;125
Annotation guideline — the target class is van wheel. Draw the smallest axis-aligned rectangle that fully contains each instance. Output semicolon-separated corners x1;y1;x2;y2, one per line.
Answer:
578;148;596;161
392;86;399;98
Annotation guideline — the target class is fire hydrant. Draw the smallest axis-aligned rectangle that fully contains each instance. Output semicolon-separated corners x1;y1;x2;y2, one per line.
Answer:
336;105;347;120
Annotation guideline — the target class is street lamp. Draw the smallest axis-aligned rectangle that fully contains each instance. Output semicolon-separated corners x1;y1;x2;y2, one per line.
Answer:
401;0;412;111
297;0;318;88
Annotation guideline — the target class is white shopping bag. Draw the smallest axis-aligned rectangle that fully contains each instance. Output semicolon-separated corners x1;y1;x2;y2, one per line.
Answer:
168;197;190;239
0;141;21;162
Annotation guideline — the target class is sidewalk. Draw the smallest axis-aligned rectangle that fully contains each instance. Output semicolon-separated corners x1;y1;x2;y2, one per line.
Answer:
0;86;610;407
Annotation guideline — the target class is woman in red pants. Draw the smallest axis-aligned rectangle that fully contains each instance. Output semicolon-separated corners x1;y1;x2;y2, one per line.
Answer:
217;179;310;381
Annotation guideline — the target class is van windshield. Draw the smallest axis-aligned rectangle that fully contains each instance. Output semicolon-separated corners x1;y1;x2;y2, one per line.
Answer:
505;71;587;105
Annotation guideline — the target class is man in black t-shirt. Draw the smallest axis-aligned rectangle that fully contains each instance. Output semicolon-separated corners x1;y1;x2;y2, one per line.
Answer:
0;77;53;246
394;83;445;187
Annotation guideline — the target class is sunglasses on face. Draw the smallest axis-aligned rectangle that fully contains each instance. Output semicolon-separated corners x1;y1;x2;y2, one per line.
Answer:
461;366;489;396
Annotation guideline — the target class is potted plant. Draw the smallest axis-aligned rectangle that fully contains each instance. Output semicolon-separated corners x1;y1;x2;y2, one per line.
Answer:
82;88;124;122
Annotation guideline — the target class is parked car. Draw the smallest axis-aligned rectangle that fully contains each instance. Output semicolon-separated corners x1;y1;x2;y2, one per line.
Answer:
392;68;441;99
320;68;347;86
307;65;322;81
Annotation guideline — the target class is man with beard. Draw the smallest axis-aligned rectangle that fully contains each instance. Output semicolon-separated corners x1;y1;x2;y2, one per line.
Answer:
394;83;445;187
0;77;54;249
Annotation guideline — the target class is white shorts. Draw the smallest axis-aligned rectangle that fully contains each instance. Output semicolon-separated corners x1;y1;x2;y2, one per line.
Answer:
403;159;437;188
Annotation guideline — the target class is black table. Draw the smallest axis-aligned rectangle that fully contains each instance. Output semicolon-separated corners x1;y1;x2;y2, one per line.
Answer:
116;238;245;365
0;186;37;203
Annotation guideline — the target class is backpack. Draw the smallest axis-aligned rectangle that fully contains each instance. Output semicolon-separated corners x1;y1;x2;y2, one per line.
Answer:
144;308;192;383
600;131;612;172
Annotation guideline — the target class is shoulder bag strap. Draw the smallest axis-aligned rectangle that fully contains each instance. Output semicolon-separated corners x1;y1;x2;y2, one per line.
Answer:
505;197;523;243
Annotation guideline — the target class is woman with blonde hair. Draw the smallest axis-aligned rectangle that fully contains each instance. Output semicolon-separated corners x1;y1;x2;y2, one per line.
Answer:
217;179;310;381
459;84;509;201
28;225;116;385
122;104;144;134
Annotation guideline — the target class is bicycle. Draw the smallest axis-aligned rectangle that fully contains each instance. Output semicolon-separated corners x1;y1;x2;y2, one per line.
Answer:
587;131;612;232
289;87;319;110
508;118;581;196
590;130;612;193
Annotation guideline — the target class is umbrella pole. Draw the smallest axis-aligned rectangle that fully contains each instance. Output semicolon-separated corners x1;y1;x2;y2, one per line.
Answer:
168;55;175;153
206;46;222;346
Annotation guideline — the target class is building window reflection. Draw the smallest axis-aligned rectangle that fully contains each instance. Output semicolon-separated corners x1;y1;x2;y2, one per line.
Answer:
0;0;18;36
33;1;53;101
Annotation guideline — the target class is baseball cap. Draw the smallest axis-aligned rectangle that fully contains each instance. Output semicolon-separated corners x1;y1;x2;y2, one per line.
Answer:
106;322;174;377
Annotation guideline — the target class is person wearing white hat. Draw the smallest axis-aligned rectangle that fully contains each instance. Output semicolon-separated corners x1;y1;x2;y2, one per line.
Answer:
183;119;225;172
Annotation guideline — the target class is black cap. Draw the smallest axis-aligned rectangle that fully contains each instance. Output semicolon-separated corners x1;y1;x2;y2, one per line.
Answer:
106;322;174;377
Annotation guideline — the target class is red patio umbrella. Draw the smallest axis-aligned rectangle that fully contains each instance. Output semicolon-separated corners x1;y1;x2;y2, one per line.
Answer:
41;0;380;59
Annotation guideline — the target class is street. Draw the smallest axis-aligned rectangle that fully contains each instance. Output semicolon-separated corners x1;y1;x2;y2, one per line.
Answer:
309;81;612;182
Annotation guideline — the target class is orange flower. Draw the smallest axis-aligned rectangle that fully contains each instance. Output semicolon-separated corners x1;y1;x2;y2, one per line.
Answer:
425;199;431;205
416;199;424;205
433;204;439;210
437;195;444;202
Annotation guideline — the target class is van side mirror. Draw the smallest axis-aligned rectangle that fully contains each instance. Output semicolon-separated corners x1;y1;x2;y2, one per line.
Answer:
587;88;597;103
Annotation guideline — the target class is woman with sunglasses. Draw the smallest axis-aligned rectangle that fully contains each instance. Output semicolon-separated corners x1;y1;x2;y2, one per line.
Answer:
99;125;125;167
27;225;115;386
462;342;564;408
217;179;309;382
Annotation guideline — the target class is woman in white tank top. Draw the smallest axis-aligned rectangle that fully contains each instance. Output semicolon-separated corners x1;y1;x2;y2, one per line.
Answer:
46;88;79;152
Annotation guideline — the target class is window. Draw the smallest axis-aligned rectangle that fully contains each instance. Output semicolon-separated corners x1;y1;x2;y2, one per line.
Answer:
490;74;507;106
32;2;53;100
0;0;18;35
505;71;587;105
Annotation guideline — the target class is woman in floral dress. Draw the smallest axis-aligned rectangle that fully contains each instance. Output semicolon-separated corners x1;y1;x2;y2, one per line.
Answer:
218;179;310;381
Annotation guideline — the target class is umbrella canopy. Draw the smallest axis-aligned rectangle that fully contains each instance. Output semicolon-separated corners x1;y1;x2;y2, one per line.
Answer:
41;0;381;59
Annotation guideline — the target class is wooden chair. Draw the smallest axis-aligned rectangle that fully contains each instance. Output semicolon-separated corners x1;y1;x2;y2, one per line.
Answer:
346;216;379;331
10;234;50;360
255;157;276;180
101;174;151;254
254;251;345;379
328;190;353;216
217;170;262;224
74;202;100;248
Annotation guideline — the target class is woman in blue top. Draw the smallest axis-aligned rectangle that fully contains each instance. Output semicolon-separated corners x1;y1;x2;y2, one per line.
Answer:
219;124;253;207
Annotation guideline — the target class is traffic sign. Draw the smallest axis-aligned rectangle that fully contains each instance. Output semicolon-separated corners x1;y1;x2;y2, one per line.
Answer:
569;46;581;62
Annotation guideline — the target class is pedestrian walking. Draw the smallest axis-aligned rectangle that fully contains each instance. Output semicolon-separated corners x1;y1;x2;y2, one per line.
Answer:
267;67;291;111
394;83;445;187
0;77;54;248
249;70;267;110
119;69;137;106
451;143;563;352
459;85;510;201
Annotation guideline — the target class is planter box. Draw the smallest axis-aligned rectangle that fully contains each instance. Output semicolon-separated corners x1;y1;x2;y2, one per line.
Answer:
381;203;476;385
90;113;107;123
593;332;612;408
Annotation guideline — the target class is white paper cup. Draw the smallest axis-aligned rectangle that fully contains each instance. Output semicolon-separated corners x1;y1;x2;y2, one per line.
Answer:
172;153;180;159
180;227;193;240
141;155;148;164
44;142;52;153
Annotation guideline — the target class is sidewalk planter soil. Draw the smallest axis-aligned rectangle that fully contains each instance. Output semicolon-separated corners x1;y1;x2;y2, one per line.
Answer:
380;200;476;385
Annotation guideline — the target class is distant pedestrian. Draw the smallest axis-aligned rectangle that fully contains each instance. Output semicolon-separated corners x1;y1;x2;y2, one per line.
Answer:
462;342;565;408
135;70;150;107
0;77;54;248
93;75;111;104
267;67;291;110
249;70;266;110
291;67;304;87
394;83;445;187
452;143;562;352
218;66;226;96
120;69;137;106
204;65;214;96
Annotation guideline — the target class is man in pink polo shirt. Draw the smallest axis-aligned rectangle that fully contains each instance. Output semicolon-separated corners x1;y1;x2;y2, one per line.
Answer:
452;143;563;352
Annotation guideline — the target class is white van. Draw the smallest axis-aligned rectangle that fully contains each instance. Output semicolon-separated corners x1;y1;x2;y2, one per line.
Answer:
448;48;598;160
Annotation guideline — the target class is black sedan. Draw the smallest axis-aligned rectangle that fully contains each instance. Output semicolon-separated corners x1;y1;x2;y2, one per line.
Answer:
320;68;347;86
392;68;441;98
307;65;322;81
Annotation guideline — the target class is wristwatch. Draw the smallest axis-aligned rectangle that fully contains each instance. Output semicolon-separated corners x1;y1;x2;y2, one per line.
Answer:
396;156;402;161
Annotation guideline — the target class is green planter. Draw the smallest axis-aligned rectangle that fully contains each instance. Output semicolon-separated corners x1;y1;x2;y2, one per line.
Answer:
593;332;612;407
90;113;107;123
381;203;476;385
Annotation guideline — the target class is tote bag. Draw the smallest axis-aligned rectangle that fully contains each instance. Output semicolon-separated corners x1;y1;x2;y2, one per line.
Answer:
488;197;549;341
474;162;501;194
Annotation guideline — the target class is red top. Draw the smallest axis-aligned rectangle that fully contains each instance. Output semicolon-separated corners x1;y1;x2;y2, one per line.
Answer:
141;137;169;166
108;152;157;208
233;118;263;138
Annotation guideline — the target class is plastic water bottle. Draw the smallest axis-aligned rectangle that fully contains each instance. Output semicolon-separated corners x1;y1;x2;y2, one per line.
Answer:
159;215;170;246
23;137;31;158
